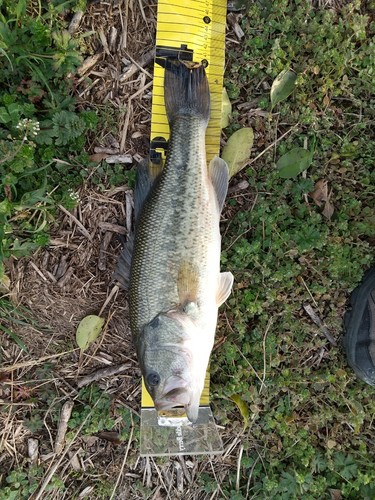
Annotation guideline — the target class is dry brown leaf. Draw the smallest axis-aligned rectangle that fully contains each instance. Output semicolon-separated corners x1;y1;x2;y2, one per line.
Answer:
310;179;328;207
330;489;343;500
322;200;335;220
309;179;334;220
89;152;109;162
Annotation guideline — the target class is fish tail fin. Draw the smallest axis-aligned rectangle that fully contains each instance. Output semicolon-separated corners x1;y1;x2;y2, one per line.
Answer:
160;59;210;124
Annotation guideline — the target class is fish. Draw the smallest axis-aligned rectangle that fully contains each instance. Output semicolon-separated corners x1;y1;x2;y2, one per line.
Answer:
115;60;234;423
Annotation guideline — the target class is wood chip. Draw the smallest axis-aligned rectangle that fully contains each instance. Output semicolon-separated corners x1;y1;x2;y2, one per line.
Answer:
77;363;132;388
57;267;75;288
99;222;127;235
68;10;84;34
28;438;39;465
99;29;110;56
98;231;113;271
120;48;155;82
55;400;74;454
77;53;102;76
94;146;120;154
227;13;244;39
105;154;133;164
109;27;118;52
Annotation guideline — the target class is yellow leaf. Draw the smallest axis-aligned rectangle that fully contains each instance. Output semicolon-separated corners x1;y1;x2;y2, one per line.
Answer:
230;394;249;430
222;127;254;178
76;315;105;352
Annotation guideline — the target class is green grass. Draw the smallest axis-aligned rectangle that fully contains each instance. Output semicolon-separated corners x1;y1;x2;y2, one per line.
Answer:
210;0;375;497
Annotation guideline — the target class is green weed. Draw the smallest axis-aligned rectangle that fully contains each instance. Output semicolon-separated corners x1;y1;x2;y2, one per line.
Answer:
217;0;375;497
0;0;97;278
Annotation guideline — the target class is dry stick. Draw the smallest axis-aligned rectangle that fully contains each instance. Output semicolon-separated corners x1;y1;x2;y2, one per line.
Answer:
303;304;337;346
109;422;134;500
76;362;131;388
54;400;74;454
58;204;92;241
98;285;120;317
247;123;299;166
299;275;319;307
121;48;155;82
34;397;102;500
259;318;273;395
0;350;77;373
236;445;244;491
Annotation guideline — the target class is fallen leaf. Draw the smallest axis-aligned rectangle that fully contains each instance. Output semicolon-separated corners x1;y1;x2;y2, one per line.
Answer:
230;394;249;430
309;180;335;220
310;179;328;207
270;69;297;109
89;152;108;162
76;315;105;352
322;200;334;220
221;87;232;129
329;489;342;500
97;431;121;444
222;127;254;178
276;147;313;178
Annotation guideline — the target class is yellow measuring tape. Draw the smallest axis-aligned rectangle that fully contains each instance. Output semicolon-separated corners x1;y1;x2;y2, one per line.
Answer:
141;0;226;410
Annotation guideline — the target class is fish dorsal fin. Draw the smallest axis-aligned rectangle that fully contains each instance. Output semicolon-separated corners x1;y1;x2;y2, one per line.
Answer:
208;156;229;213
177;261;199;308
217;272;234;306
113;233;134;291
134;158;162;220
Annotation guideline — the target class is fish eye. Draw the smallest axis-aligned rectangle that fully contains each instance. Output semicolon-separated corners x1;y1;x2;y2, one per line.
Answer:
147;371;160;387
149;316;160;329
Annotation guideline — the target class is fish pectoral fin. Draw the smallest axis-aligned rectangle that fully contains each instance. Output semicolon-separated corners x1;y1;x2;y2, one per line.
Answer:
208;156;229;214
217;272;234;306
177;262;200;305
113;232;134;290
134;158;162;220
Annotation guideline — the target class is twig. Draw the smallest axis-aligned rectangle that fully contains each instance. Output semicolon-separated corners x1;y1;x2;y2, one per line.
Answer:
120;49;155;82
34;397;102;500
109;422;134;500
77;362;131;388
54;400;74;454
259;318;273;395
303;303;337;346
29;261;48;282
247;124;299;166
58;205;92;241
298;275;318;307
236;445;244;491
0;350;77;373
98;285;120;317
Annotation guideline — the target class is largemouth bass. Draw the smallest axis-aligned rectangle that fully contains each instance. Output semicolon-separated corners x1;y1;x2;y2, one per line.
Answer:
116;60;233;423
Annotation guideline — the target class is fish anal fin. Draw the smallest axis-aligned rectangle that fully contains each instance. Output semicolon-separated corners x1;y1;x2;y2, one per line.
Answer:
208;157;229;213
217;272;234;306
113;233;134;291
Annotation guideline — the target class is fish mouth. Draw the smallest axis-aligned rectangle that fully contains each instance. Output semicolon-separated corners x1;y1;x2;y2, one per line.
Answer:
154;376;191;410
